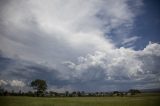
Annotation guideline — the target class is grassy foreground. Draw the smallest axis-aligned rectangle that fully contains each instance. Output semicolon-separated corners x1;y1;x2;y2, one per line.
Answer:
0;94;160;106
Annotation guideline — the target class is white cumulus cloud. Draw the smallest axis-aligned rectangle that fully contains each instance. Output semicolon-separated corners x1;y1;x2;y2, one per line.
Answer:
0;0;159;90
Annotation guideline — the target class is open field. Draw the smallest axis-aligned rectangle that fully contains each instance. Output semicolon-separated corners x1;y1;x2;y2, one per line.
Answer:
0;93;160;106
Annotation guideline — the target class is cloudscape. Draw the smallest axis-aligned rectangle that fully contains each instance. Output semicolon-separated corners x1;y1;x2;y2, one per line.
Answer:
0;0;160;92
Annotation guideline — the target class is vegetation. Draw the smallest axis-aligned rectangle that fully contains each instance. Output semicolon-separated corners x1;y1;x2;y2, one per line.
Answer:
30;79;47;96
0;88;141;97
0;79;142;97
0;94;160;106
1;79;159;106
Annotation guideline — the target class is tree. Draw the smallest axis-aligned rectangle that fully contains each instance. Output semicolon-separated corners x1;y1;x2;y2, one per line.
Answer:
128;89;141;95
77;91;81;97
65;91;69;97
30;79;47;96
0;87;5;96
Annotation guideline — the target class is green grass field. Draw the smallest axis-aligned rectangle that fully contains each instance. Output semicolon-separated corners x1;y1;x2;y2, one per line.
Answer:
0;94;160;106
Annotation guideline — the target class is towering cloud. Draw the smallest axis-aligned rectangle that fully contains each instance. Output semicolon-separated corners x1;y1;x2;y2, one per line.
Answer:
0;0;159;91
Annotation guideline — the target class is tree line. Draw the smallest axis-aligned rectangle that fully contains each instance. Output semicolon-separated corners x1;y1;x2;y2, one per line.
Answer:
0;79;141;97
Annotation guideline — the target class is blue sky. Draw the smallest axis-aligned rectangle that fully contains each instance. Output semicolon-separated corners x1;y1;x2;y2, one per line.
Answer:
132;0;160;49
0;0;160;92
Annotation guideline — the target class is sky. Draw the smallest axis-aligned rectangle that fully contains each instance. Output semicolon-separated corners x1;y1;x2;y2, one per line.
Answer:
0;0;160;92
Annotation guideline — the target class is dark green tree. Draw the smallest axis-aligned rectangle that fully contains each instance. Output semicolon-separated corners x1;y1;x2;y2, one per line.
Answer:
65;91;69;97
30;79;47;96
128;89;141;95
0;87;5;96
